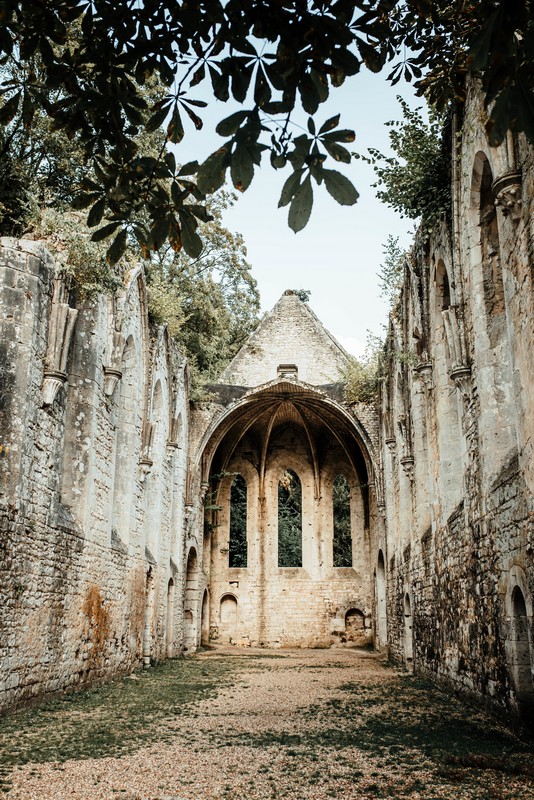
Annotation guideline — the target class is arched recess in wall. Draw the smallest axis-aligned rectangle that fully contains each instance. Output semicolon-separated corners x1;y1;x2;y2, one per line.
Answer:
333;474;352;567
201;589;210;647
431;258;464;505
278;468;302;567
228;474;247;568
184;547;199;652
111;335;140;546
475;155;506;348
166;578;174;658
509;585;534;721
470;151;517;468
376;550;387;649
144;378;167;560
344;608;367;645
404;593;413;670
143;567;155;667
219;593;238;642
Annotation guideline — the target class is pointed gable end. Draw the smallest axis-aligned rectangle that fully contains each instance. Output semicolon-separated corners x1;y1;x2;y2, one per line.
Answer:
219;290;352;387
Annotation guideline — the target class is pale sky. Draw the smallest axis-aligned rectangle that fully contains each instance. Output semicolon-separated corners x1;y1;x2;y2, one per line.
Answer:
175;68;420;358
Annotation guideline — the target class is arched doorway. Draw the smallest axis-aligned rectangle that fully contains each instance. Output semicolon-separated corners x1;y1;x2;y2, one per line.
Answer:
184;548;198;652
510;586;533;723
376;550;387;650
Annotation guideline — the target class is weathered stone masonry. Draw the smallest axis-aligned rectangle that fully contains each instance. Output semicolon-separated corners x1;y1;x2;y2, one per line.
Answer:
0;81;532;729
0;240;189;710
380;82;534;727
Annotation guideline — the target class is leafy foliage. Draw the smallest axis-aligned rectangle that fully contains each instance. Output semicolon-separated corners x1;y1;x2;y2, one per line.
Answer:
292;289;312;303
1;1;531;262
30;208;123;297
343;355;383;406
357;99;451;232
377;236;406;306
145;192;260;386
278;469;302;568
332;475;352;568
229;475;247;569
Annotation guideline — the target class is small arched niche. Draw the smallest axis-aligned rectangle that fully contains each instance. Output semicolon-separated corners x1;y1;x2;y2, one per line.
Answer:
344;608;367;645
219;594;238;642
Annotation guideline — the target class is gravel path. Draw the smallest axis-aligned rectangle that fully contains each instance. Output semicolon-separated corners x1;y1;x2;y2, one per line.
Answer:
4;647;534;800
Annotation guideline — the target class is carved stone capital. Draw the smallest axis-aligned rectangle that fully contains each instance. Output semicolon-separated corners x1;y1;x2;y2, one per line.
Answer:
385;437;397;454
492;171;522;223
42;370;67;405
450;364;472;397
139;456;153;481
166;440;181;460
413;360;434;390
400;455;415;481
103;367;122;397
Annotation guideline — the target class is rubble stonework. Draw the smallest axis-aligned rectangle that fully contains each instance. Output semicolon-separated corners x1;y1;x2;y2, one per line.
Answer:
0;81;532;728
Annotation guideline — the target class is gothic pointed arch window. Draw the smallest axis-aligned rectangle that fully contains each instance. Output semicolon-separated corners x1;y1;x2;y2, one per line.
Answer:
333;474;352;567
278;469;302;567
229;474;247;568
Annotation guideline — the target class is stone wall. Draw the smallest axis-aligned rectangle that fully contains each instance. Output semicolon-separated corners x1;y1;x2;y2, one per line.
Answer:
379;83;534;727
0;239;189;711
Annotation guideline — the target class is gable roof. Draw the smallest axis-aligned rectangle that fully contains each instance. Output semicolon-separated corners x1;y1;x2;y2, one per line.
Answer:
219;289;352;387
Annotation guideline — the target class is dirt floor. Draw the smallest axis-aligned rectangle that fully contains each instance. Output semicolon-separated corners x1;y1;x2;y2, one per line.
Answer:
1;647;533;800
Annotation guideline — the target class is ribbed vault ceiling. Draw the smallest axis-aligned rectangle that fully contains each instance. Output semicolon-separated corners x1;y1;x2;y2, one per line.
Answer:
200;381;373;502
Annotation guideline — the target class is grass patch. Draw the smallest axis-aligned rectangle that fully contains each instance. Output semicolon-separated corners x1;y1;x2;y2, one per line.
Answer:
0;656;234;777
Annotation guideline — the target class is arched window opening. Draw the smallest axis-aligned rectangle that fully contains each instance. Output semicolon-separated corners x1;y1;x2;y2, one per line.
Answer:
436;260;451;311
404;593;413;669
229;475;247;568
510;586;533;709
278;469;302;567
166;578;174;658
333;475;352;567
478;156;506;346
376;550;387;649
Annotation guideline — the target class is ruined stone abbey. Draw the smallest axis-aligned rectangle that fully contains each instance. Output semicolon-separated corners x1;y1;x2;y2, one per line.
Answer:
1;82;533;729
